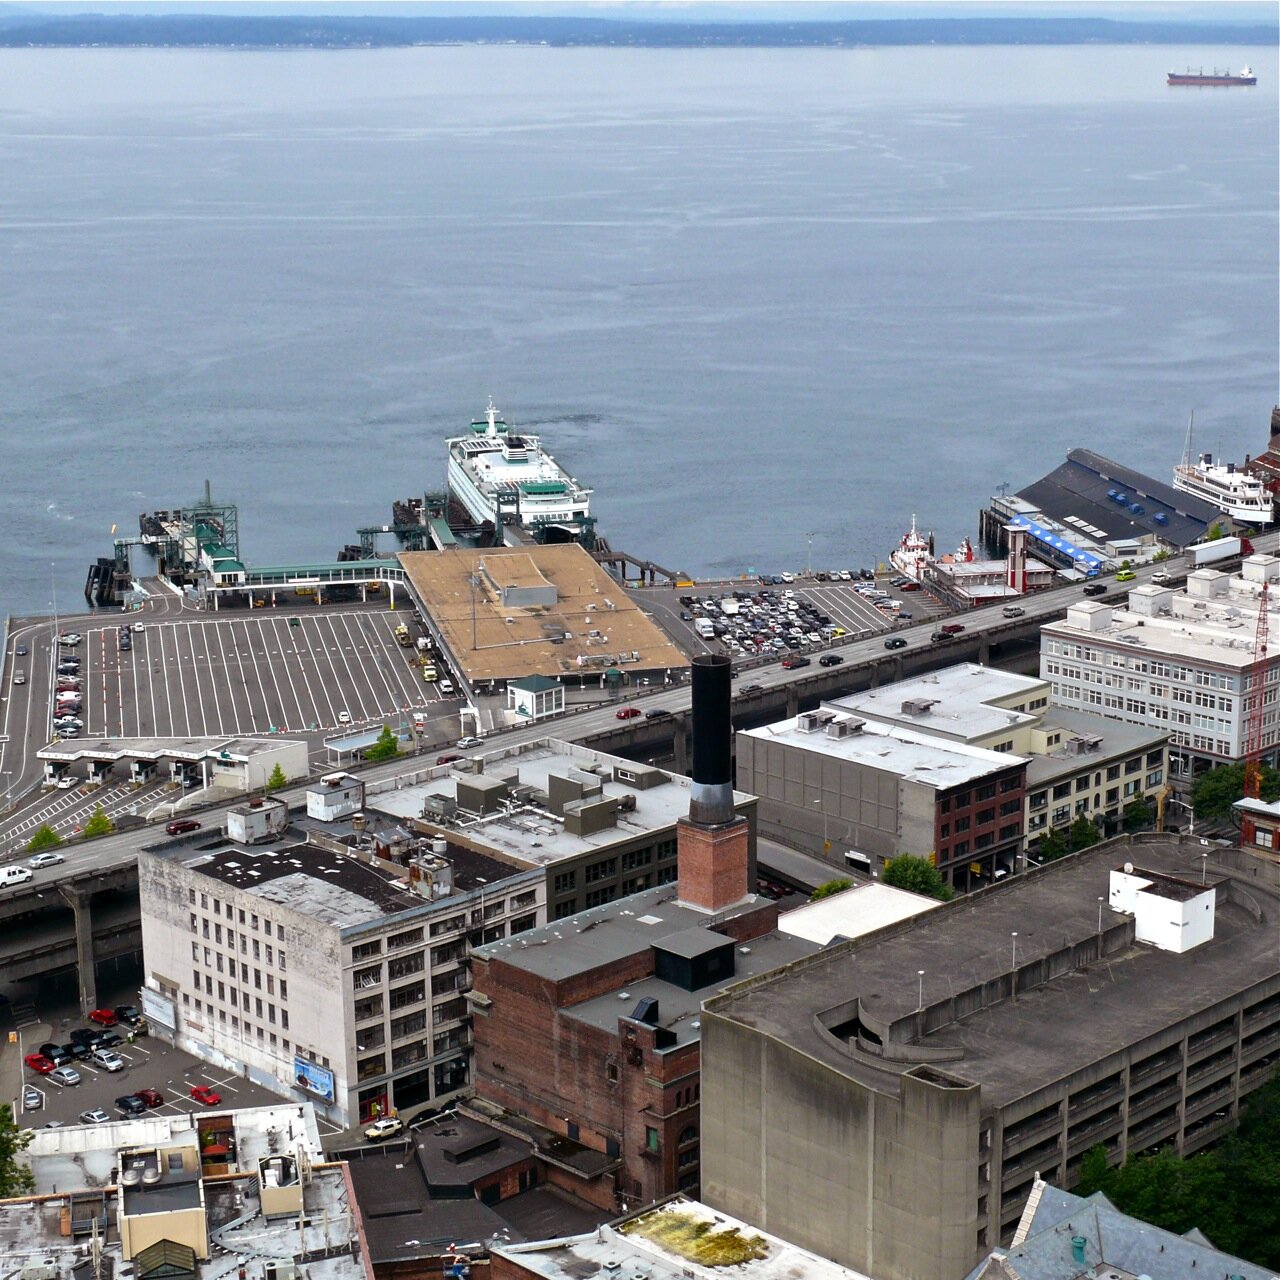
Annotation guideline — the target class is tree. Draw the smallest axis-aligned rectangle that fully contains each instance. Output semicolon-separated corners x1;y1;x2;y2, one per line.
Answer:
1206;522;1227;542
365;725;400;762
264;763;288;793
26;823;63;853
1067;815;1101;853
0;1104;34;1197
1122;795;1155;834
1036;827;1068;863
809;878;852;901
1152;548;1172;563
882;854;954;902
82;805;114;840
1192;762;1280;823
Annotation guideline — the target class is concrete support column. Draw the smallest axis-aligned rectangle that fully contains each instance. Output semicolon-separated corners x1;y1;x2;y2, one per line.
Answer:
672;721;688;776
785;690;800;720
361;584;367;603
978;637;991;665
58;884;96;1015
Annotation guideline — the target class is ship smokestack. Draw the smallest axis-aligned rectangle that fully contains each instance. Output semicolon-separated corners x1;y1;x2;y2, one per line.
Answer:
689;653;735;826
678;653;751;913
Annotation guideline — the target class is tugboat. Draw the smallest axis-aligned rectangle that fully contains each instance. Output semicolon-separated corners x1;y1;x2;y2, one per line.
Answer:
890;515;935;581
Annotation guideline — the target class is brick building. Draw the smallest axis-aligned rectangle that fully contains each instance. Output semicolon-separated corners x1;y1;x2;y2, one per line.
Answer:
468;654;817;1212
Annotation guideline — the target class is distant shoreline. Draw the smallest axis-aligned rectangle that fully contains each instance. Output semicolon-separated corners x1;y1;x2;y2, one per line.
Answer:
0;14;1274;51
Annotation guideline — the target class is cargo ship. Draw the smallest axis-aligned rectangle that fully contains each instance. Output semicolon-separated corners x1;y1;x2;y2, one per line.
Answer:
1167;66;1256;86
446;398;594;546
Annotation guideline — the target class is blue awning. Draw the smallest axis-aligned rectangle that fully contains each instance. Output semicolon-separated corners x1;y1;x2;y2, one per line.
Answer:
1011;515;1104;568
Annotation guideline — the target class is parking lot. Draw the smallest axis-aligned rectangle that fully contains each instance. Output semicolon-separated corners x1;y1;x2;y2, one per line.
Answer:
633;573;950;664
14;1012;335;1135
59;608;449;740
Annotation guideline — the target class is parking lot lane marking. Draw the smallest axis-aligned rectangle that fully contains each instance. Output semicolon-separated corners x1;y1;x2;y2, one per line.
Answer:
344;613;397;715
183;623;214;738
141;627;160;739
193;622;228;739
258;616;303;737
154;625;180;738
242;619;275;733
329;614;375;723
373;612;427;710
172;623;198;737
177;622;212;742
293;618;339;729
311;616;351;726
219;623;253;736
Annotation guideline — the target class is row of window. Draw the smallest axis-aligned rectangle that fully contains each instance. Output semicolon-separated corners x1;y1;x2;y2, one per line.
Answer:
182;992;292;1056
191;970;289;1030
190;914;287;970
191;889;287;942
554;840;680;896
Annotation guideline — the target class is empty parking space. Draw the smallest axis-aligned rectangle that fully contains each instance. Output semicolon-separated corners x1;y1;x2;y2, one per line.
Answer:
68;610;444;740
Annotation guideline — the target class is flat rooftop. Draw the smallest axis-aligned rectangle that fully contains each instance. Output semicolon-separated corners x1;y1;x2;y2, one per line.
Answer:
740;713;1026;789
366;738;753;869
496;1196;875;1280
37;735;305;763
833;663;1046;741
563;930;818;1050
1045;568;1280;668
476;884;778;984
1024;707;1167;789
21;1103;324;1195
0;1165;363;1280
707;837;1280;1112
178;840;423;926
778;882;941;947
398;544;689;683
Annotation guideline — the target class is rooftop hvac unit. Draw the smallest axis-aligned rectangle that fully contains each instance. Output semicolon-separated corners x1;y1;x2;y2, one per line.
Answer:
901;698;938;716
617;793;638;813
826;717;864;740
797;711;834;734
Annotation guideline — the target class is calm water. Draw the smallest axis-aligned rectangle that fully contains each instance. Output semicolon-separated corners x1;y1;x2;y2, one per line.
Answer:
1;44;1276;616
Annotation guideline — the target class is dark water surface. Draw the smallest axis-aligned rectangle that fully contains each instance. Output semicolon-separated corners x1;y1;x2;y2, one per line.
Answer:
1;44;1275;614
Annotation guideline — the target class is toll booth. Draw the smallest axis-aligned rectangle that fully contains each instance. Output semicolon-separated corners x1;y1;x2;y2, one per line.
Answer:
130;759;158;784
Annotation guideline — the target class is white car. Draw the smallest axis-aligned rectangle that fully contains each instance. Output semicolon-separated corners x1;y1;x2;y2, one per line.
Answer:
28;852;65;868
337;711;352;725
364;1116;404;1142
54;776;78;789
58;633;82;646
780;572;795;583
12;672;25;685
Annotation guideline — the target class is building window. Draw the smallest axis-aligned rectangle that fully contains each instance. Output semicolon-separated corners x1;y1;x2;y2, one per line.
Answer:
553;871;576;895
388;927;425;950
353;964;383;991
390;982;426;1010
585;886;617;908
1000;776;1021;792
645;1127;661;1153
388;952;426;980
606;1062;619;1084
584;858;617;884
621;849;652;871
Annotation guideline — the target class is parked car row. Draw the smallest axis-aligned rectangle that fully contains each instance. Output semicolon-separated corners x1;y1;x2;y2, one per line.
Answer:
679;589;849;661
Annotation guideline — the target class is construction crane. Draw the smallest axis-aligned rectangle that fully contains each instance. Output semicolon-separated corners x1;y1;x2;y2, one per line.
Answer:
1240;578;1270;844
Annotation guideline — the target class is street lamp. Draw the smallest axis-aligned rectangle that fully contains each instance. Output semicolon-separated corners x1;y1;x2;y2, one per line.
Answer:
1097;896;1106;933
917;970;925;1012
812;797;829;854
806;532;816;578
1166;797;1195;836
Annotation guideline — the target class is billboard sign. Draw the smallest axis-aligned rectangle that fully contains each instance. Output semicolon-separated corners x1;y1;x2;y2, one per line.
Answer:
293;1056;336;1104
141;987;176;1031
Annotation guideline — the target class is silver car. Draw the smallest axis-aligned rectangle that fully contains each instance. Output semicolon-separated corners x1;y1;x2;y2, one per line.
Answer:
49;1065;82;1087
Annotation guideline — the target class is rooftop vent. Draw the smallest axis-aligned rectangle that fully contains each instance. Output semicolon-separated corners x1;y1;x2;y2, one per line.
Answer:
901;698;938;717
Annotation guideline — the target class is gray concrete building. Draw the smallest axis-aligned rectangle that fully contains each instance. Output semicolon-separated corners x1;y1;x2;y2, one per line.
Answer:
699;835;1280;1280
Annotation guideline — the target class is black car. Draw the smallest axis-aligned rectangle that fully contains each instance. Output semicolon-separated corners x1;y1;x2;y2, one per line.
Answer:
114;1005;143;1027
66;1041;95;1061
15;644;28;656
819;654;844;667
644;708;672;721
116;1094;147;1116
38;1042;72;1065
884;636;908;650
93;1031;125;1049
1083;582;1107;596
69;1028;100;1047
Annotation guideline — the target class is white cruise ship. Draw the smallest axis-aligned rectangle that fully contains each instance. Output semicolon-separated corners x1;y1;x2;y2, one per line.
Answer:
446;398;593;544
1173;452;1273;524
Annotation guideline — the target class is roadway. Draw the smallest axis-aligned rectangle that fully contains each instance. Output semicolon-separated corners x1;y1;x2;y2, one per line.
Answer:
2;532;1274;889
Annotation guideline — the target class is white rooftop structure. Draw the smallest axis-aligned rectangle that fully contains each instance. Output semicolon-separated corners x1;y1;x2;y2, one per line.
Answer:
739;712;1028;790
778;882;941;946
21;1102;324;1195
367;738;754;868
495;1196;880;1280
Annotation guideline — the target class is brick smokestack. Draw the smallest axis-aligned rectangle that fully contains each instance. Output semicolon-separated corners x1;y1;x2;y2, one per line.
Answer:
678;654;751;913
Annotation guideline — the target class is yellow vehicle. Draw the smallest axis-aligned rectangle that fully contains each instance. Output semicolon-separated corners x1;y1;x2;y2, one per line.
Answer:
422;665;438;683
831;626;847;637
295;586;316;598
367;581;384;594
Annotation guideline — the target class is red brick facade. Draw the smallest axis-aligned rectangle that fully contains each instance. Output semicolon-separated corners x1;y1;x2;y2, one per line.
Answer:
471;898;779;1212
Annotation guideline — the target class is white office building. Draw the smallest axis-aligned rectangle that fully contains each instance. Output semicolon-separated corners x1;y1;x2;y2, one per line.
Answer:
1041;554;1280;776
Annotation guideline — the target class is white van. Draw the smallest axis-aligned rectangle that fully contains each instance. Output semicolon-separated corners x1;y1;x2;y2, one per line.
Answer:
1;865;34;888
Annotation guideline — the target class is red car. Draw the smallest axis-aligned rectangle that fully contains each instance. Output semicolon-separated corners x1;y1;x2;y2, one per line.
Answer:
24;1053;56;1074
615;706;642;720
190;1084;222;1106
88;1009;119;1027
166;819;201;836
435;753;461;766
134;1087;165;1108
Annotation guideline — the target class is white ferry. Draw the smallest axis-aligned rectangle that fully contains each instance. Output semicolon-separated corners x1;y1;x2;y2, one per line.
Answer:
889;514;934;580
446;398;593;544
1173;452;1272;523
